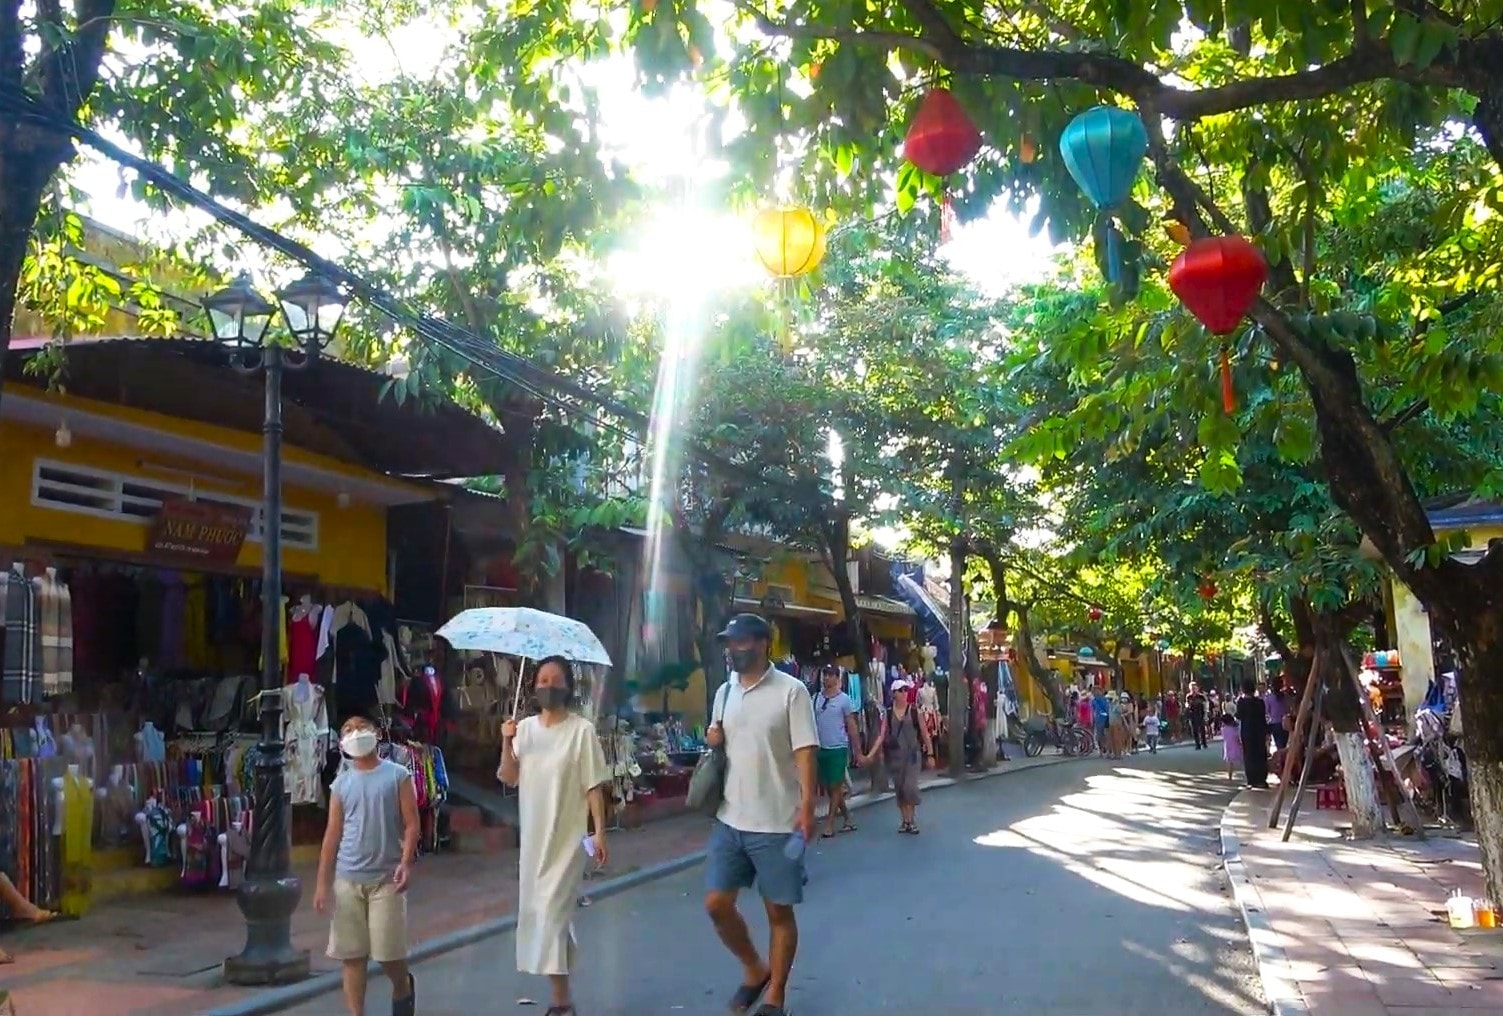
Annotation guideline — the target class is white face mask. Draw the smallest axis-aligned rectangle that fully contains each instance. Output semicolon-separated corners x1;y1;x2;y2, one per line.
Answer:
341;730;378;758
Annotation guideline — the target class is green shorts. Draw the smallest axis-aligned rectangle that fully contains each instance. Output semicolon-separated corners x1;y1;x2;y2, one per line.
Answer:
817;746;849;788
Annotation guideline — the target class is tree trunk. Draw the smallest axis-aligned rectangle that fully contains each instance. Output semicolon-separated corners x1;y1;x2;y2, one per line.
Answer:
0;149;62;413
1333;730;1385;840
978;548;1064;717
947;534;967;778
1450;614;1503;904
822;515;870;679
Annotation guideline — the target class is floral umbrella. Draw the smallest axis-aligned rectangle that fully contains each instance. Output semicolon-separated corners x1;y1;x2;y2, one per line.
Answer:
436;607;612;666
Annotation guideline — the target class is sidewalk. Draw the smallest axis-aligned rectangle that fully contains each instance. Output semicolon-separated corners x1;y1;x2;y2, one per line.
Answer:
0;744;1083;1015
1221;787;1503;1014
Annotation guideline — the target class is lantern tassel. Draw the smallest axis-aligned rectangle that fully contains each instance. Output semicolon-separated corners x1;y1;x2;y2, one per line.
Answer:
1220;345;1236;414
940;190;955;243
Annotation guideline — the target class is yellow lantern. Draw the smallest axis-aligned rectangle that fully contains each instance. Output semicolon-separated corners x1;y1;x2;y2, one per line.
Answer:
752;207;826;278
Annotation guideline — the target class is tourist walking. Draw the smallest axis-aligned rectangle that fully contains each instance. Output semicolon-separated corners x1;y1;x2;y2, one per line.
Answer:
814;664;860;838
497;656;611;1016
702;614;818;1016
315;714;420;1016
1220;707;1242;780
1186;683;1209;749
1091;686;1110;754
862;678;935;833
1142;703;1161;754
1237;678;1272;789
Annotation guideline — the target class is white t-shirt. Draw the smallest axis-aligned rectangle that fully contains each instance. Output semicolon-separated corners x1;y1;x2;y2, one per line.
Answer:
1143;714;1161;736
716;666;818;834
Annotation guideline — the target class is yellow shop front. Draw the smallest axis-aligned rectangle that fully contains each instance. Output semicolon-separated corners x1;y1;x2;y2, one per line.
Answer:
0;336;517;908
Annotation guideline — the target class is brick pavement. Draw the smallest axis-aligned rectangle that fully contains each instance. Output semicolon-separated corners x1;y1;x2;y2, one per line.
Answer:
1222;786;1503;1014
0;744;1090;1016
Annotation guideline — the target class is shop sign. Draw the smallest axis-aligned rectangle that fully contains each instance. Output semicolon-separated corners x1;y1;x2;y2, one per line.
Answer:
146;499;252;565
853;594;914;616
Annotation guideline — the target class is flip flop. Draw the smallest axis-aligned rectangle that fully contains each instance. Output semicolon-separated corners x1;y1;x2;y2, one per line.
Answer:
820;831;835;839
839;822;857;833
729;973;772;1014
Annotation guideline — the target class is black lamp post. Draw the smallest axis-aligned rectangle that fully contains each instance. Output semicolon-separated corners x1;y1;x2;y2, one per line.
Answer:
207;271;346;986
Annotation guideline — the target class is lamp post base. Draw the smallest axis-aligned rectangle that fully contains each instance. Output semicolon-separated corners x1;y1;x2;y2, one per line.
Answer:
222;874;310;986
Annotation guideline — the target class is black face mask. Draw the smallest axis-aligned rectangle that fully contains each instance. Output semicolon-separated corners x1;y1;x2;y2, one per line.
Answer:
536;685;570;710
728;649;760;673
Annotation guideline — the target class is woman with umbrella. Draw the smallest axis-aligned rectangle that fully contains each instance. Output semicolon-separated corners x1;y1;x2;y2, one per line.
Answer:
497;655;610;1016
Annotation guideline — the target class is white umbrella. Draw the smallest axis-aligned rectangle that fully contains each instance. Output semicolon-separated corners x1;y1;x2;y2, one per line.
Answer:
437;607;612;665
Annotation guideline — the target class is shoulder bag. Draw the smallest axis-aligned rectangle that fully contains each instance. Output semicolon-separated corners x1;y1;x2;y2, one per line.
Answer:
687;682;731;816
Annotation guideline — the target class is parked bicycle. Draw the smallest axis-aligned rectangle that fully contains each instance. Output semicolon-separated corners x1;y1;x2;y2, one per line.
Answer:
1024;717;1095;758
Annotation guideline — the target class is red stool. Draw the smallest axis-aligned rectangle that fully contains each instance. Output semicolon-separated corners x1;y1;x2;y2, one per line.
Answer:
1315;783;1348;810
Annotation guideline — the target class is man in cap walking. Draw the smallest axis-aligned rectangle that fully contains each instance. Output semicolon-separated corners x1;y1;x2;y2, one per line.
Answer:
703;613;818;1016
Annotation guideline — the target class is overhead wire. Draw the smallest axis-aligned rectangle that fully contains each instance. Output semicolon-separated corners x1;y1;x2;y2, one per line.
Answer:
0;84;836;513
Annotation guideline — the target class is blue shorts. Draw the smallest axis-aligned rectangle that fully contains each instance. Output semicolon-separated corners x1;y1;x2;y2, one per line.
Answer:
705;820;804;906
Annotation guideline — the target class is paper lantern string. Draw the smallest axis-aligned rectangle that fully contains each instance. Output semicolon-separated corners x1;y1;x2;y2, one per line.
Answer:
1220;345;1236;414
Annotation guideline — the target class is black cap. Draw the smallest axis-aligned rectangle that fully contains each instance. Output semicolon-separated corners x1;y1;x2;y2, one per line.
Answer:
717;612;772;641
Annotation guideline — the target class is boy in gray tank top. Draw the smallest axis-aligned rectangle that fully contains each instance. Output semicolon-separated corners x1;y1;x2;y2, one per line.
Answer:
316;714;419;1016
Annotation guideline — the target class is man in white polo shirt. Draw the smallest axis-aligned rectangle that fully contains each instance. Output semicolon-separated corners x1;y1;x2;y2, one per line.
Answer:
703;613;817;1016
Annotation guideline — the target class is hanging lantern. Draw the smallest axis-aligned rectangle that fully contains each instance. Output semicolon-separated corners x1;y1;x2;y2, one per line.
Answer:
1078;645;1095;658
1019;134;1038;164
904;88;983;178
1198;579;1218;600
751;207;826;279
1088;606;1103;622
1157;639;1171;652
1167;236;1268;335
1164;219;1191;245
903;88;983;242
1059;105;1148;211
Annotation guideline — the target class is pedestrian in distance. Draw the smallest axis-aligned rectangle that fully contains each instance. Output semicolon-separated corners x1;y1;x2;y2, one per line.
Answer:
1143;703;1162;754
315;713;420;1016
813;664;861;838
703;614;818;1016
496;655;610;1016
1186;682;1209;749
862;678;935;833
1091;686;1110;755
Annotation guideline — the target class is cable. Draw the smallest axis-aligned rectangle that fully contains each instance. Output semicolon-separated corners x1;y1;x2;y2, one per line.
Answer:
0;85;837;513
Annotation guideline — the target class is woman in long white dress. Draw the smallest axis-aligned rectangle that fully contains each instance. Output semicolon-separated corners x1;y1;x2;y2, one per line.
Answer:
498;655;609;1016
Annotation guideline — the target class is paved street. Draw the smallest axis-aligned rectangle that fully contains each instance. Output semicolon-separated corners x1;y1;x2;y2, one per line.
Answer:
288;749;1265;1015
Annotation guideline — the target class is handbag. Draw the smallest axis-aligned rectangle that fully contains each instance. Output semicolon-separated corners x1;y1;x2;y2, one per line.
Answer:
686;683;731;816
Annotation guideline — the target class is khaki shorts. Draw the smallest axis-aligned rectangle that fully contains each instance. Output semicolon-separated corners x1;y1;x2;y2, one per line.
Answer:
327;878;408;963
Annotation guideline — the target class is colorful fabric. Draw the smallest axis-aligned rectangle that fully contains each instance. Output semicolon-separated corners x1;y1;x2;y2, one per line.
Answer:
1;571;41;705
33;569;74;697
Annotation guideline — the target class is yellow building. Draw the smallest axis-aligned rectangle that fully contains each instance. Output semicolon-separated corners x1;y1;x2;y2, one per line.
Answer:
2;337;515;678
1380;498;1503;715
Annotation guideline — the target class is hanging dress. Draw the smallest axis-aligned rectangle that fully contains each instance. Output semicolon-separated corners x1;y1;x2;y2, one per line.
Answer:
513;713;609;977
59;769;94;916
287;604;321;683
283;682;330;806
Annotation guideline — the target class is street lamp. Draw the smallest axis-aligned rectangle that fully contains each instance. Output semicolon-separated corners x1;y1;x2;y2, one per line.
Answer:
207;270;346;986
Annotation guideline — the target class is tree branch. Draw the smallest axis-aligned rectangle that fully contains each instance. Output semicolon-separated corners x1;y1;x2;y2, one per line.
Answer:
749;1;1465;123
0;0;21;86
29;0;116;116
1379;398;1429;432
1259;600;1295;663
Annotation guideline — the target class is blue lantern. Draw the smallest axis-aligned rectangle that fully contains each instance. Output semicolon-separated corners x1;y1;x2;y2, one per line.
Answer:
1060;106;1148;210
1078;645;1095;658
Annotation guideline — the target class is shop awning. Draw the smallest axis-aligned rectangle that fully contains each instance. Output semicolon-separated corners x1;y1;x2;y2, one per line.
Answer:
853;593;915;618
5;336;524;482
731;595;839;622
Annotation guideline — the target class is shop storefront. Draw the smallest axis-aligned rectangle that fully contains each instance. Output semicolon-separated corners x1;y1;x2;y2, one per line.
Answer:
0;337;519;911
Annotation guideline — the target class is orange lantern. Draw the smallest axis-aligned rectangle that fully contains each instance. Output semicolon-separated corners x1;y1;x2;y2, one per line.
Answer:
752;207;826;279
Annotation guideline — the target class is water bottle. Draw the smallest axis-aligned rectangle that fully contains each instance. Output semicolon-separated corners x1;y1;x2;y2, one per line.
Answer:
783;829;806;860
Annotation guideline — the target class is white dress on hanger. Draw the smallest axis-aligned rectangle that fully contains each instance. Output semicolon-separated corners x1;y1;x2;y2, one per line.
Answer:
282;679;330;806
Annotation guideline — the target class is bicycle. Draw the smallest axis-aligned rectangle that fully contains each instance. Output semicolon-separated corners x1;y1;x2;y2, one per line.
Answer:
1024;718;1095;758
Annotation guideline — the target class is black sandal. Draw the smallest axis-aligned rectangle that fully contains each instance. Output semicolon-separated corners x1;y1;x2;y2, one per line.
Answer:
729;974;771;1013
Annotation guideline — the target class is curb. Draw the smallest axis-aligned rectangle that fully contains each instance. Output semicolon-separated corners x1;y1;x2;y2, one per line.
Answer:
1219;791;1308;1016
207;740;1183;1015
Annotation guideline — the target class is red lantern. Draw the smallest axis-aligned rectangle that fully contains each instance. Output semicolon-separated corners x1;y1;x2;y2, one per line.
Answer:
1088;606;1103;622
903;89;982;243
1167;236;1268;335
904;88;982;177
1198;580;1218;600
